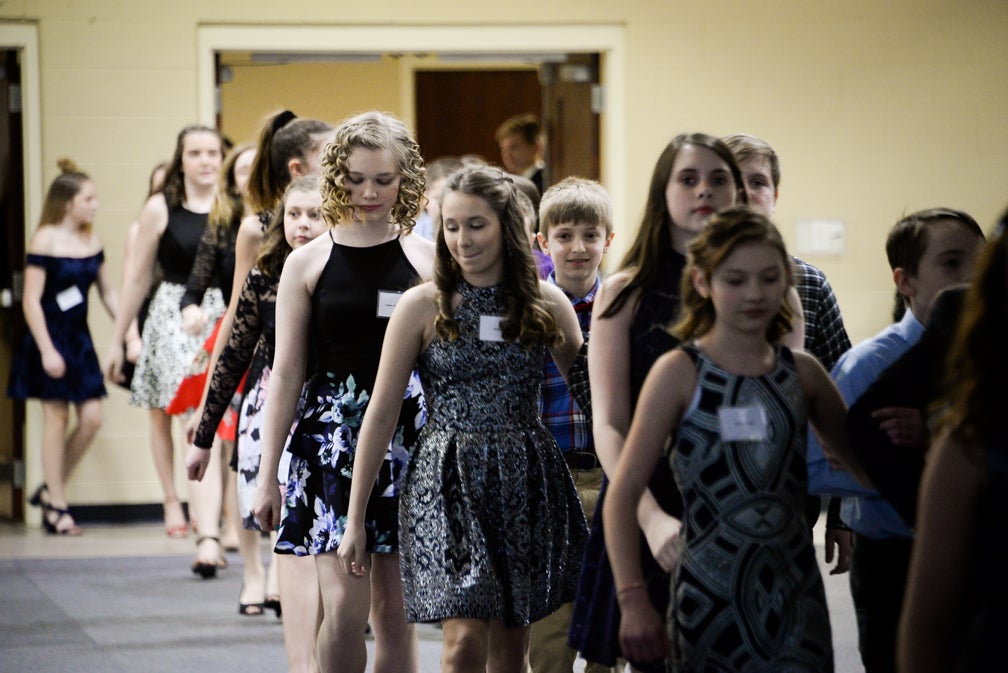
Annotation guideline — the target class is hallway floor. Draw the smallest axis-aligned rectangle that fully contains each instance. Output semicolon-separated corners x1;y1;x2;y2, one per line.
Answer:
0;519;863;672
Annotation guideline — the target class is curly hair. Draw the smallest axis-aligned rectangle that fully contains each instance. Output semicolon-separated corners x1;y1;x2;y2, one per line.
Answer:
40;158;91;229
600;132;744;319
673;206;794;343
319;111;425;233
434;164;560;349
255;174;321;281
935;232;1008;449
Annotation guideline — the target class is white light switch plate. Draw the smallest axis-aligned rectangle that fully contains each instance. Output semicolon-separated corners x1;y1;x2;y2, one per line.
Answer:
795;219;845;255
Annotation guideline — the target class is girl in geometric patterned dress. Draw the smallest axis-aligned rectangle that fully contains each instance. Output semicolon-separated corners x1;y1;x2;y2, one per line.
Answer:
8;159;118;535
603;207;871;672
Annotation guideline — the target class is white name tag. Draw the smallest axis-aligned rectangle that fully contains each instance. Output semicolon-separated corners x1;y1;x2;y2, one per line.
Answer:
55;285;84;312
479;315;505;342
718;405;769;442
376;290;402;318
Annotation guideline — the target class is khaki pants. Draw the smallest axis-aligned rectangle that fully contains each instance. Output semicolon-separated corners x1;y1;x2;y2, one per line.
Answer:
529;468;621;673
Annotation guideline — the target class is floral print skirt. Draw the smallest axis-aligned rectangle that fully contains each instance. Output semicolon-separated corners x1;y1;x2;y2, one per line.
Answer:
275;370;424;556
235;366;306;530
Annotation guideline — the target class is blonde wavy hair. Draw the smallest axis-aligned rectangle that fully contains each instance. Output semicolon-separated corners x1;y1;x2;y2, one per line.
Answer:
319;111;424;232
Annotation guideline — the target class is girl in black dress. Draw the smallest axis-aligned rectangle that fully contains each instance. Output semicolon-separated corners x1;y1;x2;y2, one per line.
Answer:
253;111;434;673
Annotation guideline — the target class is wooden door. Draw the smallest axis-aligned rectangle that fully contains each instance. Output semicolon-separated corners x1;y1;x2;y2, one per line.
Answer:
414;70;541;170
414;56;601;195
540;53;601;185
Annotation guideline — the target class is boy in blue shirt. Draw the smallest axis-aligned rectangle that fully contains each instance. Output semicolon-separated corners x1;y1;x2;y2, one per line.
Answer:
808;207;984;673
530;177;616;673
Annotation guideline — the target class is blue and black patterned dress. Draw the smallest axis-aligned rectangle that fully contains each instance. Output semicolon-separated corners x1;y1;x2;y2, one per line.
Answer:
399;280;588;627
7;252;106;402
669;344;832;672
276;234;424;556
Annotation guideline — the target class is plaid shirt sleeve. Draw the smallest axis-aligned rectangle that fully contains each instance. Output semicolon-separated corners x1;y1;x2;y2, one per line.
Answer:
539;345;592;455
792;256;852;371
538;278;597;455
565;341;592;420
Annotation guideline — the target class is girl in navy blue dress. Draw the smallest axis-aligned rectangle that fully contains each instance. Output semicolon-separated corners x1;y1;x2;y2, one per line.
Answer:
8;159;119;535
569;134;747;671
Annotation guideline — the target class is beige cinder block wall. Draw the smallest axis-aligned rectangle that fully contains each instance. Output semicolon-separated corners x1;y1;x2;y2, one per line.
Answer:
1;0;1006;512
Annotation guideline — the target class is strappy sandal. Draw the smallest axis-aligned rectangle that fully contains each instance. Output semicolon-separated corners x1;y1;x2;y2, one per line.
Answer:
238;583;265;616
28;483;50;508
191;536;228;579
164;496;189;539
42;504;82;536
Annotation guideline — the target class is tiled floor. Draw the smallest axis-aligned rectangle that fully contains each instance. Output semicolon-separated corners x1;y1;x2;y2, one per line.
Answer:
0;519;863;672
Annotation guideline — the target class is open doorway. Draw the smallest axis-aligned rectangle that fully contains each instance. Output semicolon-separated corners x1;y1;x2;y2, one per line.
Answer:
198;24;625;222
215;51;601;192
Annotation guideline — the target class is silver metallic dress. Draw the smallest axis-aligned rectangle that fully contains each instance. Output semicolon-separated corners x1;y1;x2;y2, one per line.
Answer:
399;280;588;627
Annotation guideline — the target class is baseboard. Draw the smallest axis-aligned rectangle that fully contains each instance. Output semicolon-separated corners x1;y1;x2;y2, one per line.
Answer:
70;502;190;525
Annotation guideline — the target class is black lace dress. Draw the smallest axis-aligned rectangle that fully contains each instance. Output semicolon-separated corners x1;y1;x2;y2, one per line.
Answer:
192;267;280;529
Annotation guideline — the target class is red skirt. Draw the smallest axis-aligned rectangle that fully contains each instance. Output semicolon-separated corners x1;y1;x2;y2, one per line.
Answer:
165;318;246;441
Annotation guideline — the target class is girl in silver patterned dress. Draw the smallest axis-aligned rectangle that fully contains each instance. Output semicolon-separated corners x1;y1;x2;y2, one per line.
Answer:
339;164;589;673
602;208;870;671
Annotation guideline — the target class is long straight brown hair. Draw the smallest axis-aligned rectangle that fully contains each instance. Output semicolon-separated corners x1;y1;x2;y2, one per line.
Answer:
599;132;744;319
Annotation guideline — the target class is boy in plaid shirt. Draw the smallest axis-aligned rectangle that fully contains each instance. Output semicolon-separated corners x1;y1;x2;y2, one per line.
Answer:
530;178;617;673
723;133;855;575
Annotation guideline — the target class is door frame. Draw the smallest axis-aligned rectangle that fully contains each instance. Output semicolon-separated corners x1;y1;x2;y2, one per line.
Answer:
0;21;44;521
196;23;626;233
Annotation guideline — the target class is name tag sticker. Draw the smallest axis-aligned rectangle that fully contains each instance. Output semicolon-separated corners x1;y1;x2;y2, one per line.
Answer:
479;315;505;342
376;290;402;318
55;286;84;312
718;405;769;441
